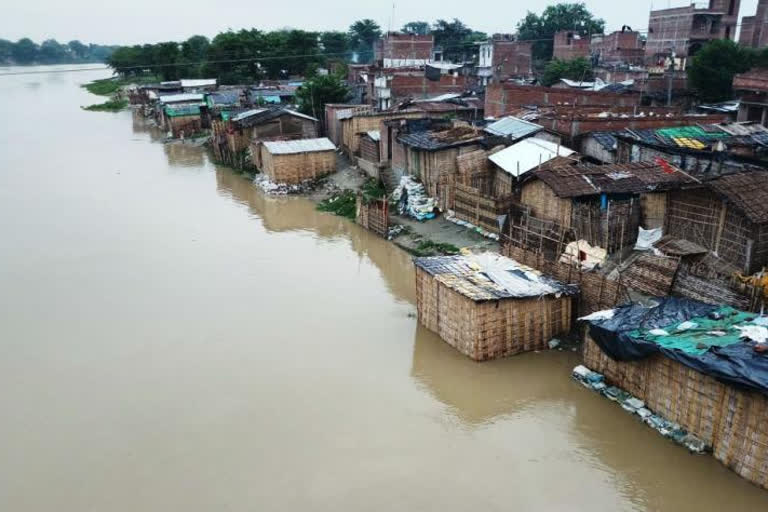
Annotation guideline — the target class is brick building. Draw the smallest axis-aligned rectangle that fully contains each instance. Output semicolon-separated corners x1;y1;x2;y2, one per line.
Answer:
646;1;740;66
484;83;640;118
740;0;768;48
591;29;645;67
375;33;434;68
553;31;591;60
374;71;468;110
476;36;533;85
734;68;768;125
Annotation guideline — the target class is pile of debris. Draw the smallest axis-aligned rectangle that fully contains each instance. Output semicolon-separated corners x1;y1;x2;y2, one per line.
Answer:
253;174;322;196
391;176;438;221
572;364;709;454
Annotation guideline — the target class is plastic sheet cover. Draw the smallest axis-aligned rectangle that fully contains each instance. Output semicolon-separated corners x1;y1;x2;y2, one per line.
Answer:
584;298;768;394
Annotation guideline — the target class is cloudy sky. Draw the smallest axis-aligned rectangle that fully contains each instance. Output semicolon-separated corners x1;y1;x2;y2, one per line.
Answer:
1;0;760;44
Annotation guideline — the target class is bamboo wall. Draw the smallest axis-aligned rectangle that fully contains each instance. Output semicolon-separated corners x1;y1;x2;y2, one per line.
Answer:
453;183;514;235
583;334;768;490
571;198;640;255
503;244;628;315
640;192;667;229
261;148;336;184
356;196;389;237
415;267;574;361
520;180;572;227
342;112;424;156
167;115;202;138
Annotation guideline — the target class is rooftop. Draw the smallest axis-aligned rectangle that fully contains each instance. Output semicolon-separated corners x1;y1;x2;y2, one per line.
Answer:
180;79;217;88
262;137;336;155
414;253;578;302
398;125;483;151
484;116;543;140
158;93;204;104
489;138;575;176
708;170;768;224
530;161;699;198
231;107;317;127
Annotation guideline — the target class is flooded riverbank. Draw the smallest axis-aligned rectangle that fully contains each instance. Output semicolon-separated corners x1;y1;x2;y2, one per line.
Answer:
1;65;767;511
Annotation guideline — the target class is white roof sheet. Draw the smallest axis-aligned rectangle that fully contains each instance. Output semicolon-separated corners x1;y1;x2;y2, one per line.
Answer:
159;93;204;104
366;130;381;141
426;61;464;71
489;138;575;176
181;79;217;88
414;93;462;103
262;138;336;155
231;108;268;121
484;116;543;139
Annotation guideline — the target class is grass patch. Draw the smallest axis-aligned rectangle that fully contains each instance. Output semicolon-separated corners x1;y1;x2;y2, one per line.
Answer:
82;75;159;95
412;240;460;257
317;189;357;220
82;99;129;112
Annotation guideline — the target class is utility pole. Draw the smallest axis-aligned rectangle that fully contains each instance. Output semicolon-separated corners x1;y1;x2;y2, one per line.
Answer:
667;48;675;107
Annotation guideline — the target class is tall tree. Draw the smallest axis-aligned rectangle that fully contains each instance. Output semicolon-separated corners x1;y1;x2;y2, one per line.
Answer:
151;42;182;80
0;39;14;63
296;73;349;120
401;21;431;36
67;40;88;60
39;39;68;63
688;39;755;102
321;32;350;58
349;19;381;62
517;3;605;61
12;38;39;63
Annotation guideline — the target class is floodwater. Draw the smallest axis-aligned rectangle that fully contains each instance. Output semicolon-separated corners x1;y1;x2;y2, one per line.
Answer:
0;65;766;512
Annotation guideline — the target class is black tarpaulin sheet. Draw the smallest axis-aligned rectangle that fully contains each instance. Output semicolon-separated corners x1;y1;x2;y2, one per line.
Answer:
584;298;768;395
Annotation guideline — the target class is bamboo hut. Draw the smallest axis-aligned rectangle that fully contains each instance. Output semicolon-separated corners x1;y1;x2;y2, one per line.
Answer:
260;138;336;184
582;299;768;490
415;253;578;361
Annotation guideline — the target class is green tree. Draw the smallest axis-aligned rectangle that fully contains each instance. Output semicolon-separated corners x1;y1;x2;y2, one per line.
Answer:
67;40;88;60
39;39;68;63
401;21;431;36
349;19;381;62
517;3;605;61
688;39;756;102
321;31;350;58
540;57;593;86
151;42;182;80
12;38;39;63
296;73;349;120
204;29;264;83
179;35;210;77
0;39;13;63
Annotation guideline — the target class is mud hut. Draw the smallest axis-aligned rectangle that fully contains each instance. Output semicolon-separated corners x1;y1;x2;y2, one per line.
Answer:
581;299;768;490
260;138;336;184
414;253;578;361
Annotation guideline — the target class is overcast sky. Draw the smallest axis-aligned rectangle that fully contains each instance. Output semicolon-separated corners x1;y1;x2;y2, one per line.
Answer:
1;0;760;44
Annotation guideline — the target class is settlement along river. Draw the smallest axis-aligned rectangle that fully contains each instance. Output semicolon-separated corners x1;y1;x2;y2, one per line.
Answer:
1;66;767;512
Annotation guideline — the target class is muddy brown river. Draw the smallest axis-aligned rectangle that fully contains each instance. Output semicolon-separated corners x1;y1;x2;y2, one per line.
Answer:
1;65;767;511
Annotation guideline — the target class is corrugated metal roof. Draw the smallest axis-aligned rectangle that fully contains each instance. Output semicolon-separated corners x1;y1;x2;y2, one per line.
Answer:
484;116;543;139
489;138;575;176
262;137;336;155
413;93;462;102
164;105;201;117
231;108;269;122
180;79;217;88
159;93;204;104
366;130;381;142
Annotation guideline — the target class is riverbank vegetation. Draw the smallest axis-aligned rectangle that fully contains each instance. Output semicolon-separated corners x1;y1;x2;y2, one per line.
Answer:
0;38;118;65
82;98;128;112
317;190;357;220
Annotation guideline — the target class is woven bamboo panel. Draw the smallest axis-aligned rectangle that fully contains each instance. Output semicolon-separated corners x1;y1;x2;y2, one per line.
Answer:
415;267;573;361
714;389;768;489
503;244;627;316
356;196;389;238
621;254;681;297
262;148;336;184
453;183;514;235
582;334;768;490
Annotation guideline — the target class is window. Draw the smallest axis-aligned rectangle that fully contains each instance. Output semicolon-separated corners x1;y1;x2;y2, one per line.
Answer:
728;0;736;16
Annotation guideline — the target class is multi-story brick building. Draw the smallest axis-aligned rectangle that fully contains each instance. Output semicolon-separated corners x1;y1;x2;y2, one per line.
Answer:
591;29;645;67
374;33;434;68
740;0;768;48
552;30;591;60
476;36;533;85
646;0;740;67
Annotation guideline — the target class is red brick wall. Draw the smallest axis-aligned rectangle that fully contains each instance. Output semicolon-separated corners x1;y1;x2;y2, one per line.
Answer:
493;40;533;79
390;73;468;101
553;31;590;60
485;83;640;118
379;34;434;65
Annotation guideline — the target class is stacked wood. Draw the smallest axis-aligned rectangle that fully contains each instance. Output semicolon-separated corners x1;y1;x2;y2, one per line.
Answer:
582;334;768;490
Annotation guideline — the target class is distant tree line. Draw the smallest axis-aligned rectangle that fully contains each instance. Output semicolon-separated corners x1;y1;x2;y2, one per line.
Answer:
0;38;118;65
